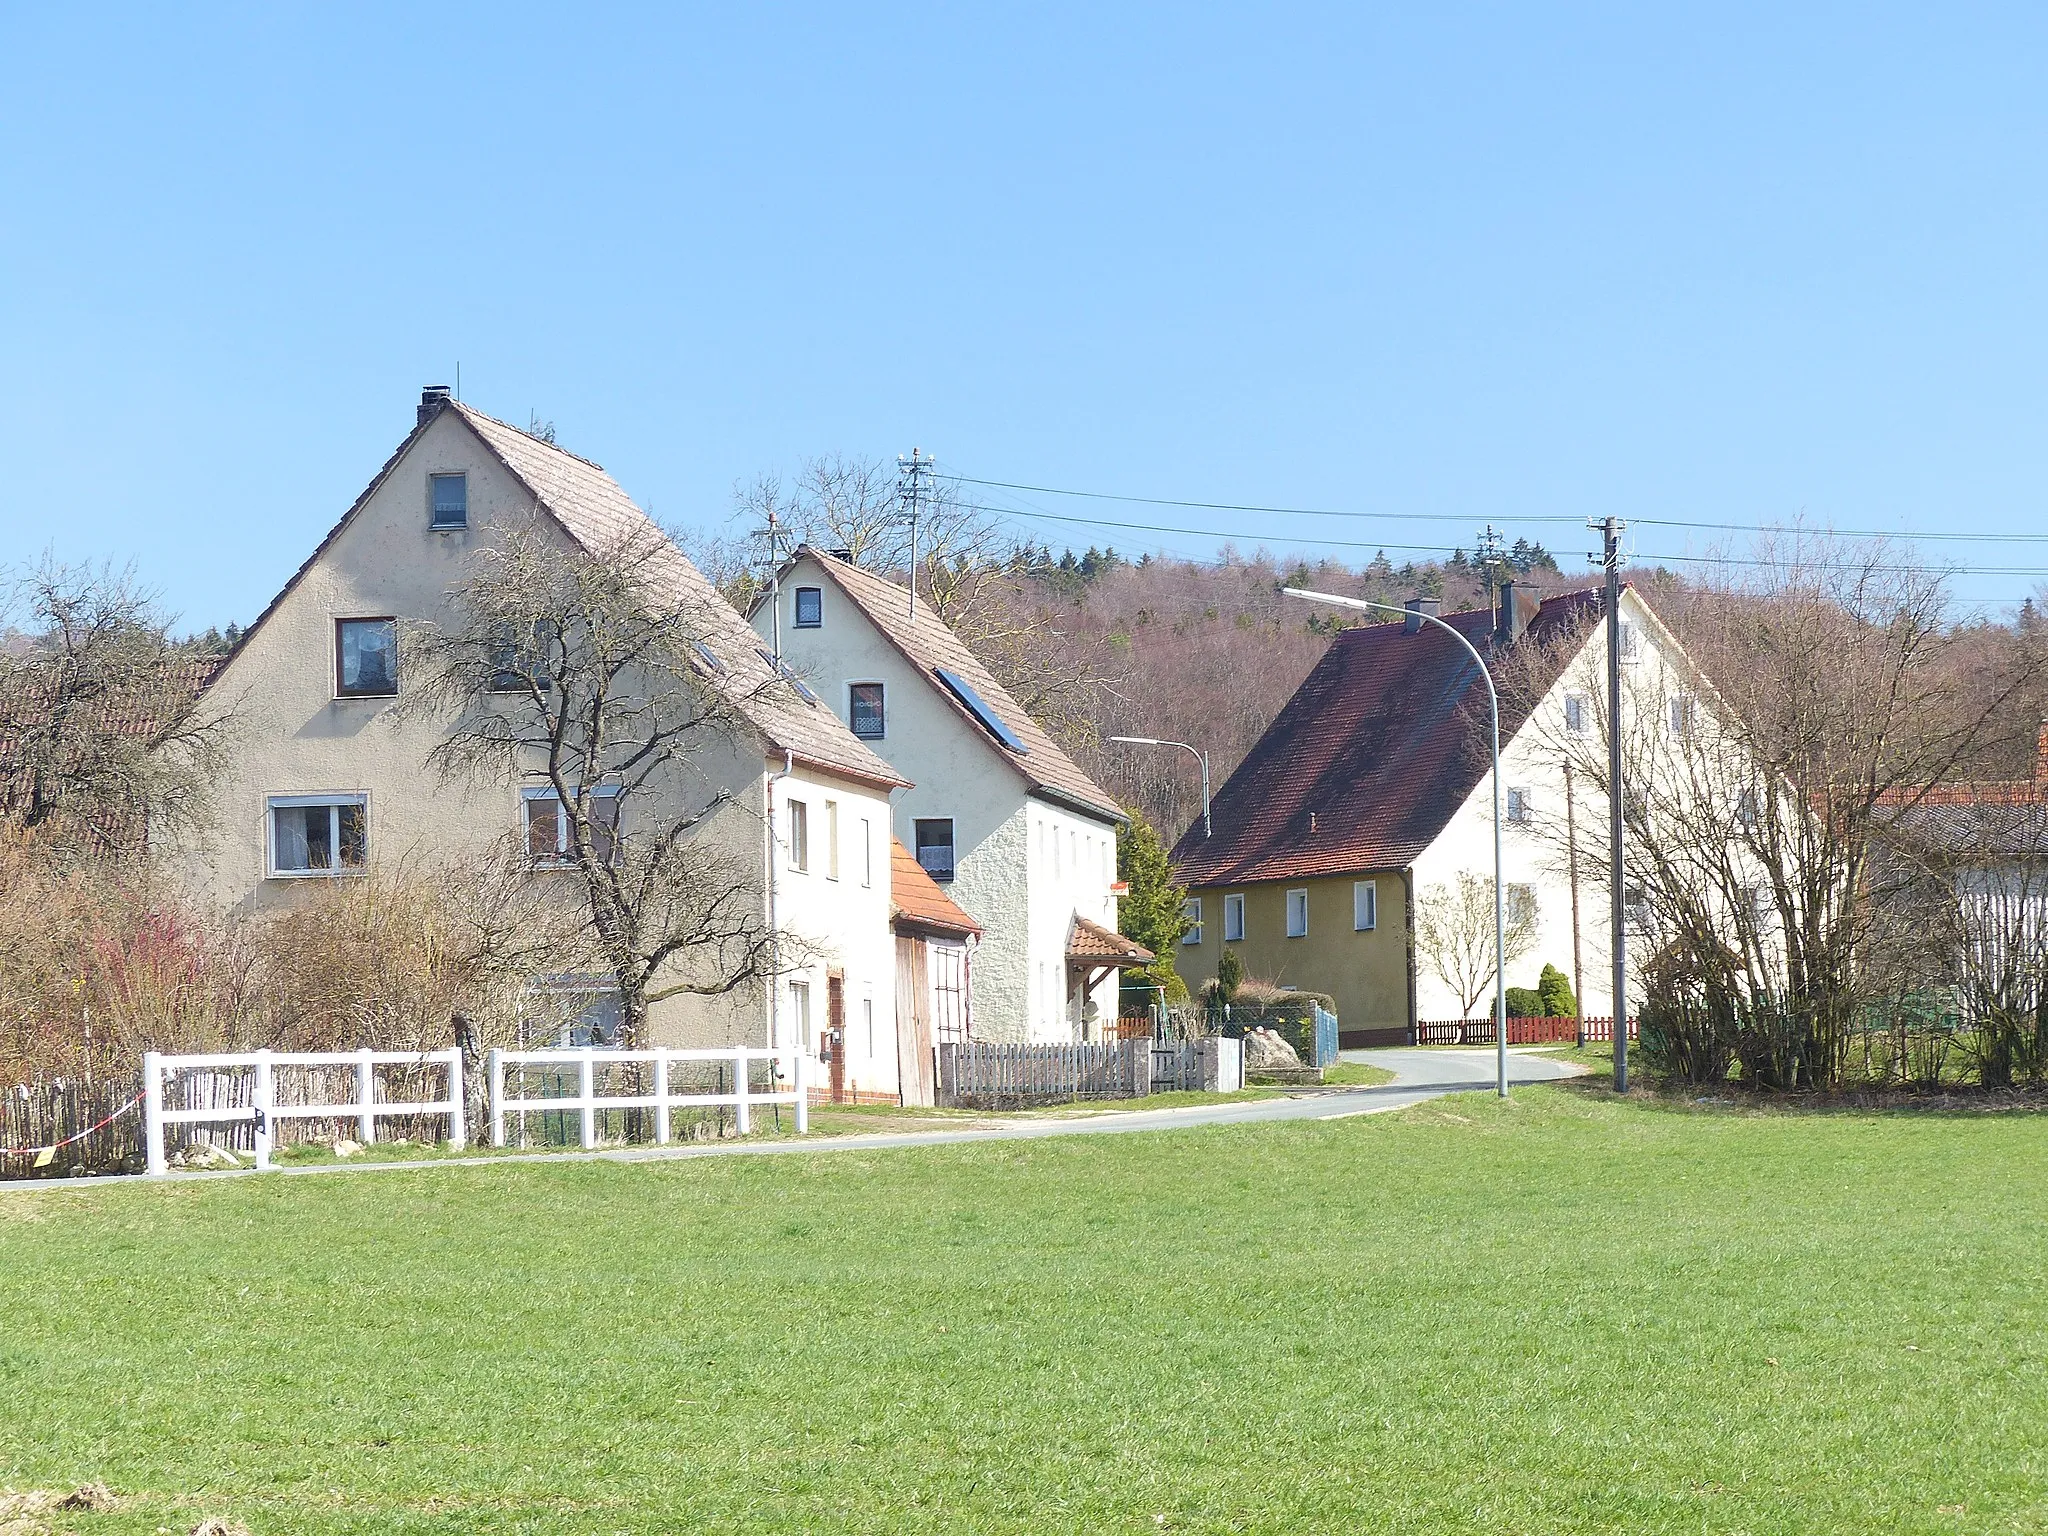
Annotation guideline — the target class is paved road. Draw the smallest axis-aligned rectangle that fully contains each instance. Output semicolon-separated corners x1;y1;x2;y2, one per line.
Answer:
4;1047;1587;1191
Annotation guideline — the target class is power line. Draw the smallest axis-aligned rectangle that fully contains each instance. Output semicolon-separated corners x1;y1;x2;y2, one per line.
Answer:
943;471;2048;547
953;498;2048;580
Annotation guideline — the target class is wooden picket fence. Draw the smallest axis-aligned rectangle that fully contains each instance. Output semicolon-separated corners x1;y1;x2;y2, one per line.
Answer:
937;1040;1151;1108
1415;1016;1637;1046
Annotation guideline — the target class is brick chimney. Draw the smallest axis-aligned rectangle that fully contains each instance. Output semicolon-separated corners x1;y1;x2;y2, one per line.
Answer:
418;384;452;428
1403;596;1442;635
1494;581;1542;646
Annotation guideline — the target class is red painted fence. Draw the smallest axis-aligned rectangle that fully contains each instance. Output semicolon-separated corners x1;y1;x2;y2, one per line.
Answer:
1414;1016;1637;1046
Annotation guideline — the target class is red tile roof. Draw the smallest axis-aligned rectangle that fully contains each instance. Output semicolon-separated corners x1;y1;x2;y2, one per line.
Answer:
1172;589;1608;885
786;549;1124;823
889;838;981;937
1067;915;1152;965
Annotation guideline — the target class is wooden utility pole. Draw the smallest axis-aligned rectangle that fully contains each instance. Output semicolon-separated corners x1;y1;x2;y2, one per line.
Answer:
1592;515;1629;1092
1565;759;1584;1049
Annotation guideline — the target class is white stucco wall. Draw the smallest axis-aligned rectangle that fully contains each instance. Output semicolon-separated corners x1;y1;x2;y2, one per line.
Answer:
755;556;1123;1043
1407;589;1724;1021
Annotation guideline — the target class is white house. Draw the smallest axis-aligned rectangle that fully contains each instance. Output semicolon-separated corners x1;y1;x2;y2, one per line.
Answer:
1175;582;1726;1038
166;388;906;1076
749;549;1144;1043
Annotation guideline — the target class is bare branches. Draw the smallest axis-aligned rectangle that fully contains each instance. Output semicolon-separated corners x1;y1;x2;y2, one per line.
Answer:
1415;872;1538;1016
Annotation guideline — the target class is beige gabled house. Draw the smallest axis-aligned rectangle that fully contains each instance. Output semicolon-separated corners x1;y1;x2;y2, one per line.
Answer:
168;388;909;1078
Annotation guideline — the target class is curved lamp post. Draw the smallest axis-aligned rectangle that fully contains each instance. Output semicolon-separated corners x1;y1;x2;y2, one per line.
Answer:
1280;588;1508;1099
1108;736;1212;839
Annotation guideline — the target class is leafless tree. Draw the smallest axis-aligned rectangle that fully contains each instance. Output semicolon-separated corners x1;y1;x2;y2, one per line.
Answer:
1414;871;1538;1016
404;523;789;1044
0;555;233;857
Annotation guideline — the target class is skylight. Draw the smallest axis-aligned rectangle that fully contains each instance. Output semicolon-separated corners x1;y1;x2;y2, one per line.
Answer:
757;648;821;706
691;642;726;675
935;667;1029;755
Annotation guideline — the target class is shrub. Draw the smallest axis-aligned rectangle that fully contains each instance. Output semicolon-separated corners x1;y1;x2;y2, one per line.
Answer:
1215;947;1244;1004
1639;992;1736;1087
1537;964;1577;1018
1504;986;1545;1018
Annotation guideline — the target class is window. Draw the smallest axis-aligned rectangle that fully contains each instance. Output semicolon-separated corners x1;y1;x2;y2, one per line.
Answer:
914;818;956;881
268;794;367;876
787;978;812;1048
1506;787;1530;824
1182;897;1203;945
1618;621;1642;662
1286;889;1309;938
335;618;397;697
1353;880;1377;932
523;788;619;866
1223;893;1246;942
1565;694;1590;736
794;587;822;628
757;648;821;705
429;472;467;529
1507;883;1537;928
825;800;840;881
861;817;873;887
862;996;875;1060
1735;787;1760;831
788;800;809;872
849;683;885;739
489;621;555;694
1669;694;1696;737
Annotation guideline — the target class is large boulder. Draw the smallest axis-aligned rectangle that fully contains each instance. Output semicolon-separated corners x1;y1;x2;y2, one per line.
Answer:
1242;1027;1304;1071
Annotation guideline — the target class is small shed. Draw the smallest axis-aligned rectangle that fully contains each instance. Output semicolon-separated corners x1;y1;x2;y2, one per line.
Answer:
891;839;981;1106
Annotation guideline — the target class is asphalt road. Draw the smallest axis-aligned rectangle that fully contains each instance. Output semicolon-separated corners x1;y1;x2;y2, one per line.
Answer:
2;1046;1592;1192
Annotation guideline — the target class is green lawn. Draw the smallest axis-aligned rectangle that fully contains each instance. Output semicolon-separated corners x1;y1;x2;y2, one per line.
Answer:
3;1087;2045;1534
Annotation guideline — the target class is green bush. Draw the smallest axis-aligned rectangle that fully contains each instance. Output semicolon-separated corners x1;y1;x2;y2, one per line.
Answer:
1215;947;1244;1005
1504;986;1545;1019
1640;991;1735;1086
1537;964;1578;1018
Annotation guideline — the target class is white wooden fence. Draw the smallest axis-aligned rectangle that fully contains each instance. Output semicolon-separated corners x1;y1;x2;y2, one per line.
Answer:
142;1048;466;1175
488;1046;809;1148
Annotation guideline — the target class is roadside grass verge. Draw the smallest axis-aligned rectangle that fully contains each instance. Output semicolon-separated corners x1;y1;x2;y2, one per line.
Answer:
3;1086;2045;1533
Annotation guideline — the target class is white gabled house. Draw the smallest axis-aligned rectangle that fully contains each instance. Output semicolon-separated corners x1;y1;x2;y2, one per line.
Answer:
165;388;908;1082
750;549;1144;1042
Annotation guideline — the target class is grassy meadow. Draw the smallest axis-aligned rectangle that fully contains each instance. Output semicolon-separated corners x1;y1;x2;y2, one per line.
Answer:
2;1084;2044;1534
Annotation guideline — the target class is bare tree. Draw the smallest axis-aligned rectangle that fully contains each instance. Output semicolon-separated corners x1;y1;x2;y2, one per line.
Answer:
404;523;788;1044
1415;871;1538;1016
0;555;232;856
1504;534;2048;1088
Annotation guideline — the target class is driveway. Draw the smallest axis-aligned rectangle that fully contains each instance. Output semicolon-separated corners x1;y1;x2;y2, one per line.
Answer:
5;1047;1590;1190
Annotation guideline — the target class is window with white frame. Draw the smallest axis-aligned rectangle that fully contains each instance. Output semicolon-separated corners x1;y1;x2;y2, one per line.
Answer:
1354;880;1377;931
1223;893;1245;942
1507;883;1537;928
523;787;619;866
1565;694;1591;736
1182;897;1203;945
1286;888;1308;938
825;800;840;880
787;978;812;1047
1506;787;1530;824
788;799;809;872
268;794;368;876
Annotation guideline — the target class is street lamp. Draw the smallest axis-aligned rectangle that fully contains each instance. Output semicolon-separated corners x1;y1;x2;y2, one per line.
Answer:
1108;736;1211;839
1280;588;1509;1100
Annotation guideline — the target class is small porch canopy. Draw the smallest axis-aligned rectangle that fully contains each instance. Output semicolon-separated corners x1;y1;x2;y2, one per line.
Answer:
1066;916;1154;1025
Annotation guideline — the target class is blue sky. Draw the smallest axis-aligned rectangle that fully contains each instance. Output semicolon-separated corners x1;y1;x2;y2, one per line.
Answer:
4;3;2046;628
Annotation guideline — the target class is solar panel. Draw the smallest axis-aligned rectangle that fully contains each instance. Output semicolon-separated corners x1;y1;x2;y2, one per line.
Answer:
935;667;1029;755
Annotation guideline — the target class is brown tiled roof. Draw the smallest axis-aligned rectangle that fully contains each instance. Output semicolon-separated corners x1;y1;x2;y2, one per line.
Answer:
206;400;905;793
1872;721;2048;809
787;549;1123;822
1172;589;1609;886
1067;915;1153;965
889;839;981;937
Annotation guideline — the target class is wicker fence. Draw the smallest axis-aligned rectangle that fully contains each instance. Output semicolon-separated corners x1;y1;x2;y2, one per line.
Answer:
1;1075;146;1180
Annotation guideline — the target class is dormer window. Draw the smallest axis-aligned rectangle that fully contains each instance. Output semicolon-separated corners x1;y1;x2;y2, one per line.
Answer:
794;587;822;628
430;473;467;530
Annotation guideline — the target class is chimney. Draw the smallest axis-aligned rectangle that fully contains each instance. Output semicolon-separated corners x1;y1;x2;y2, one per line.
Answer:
1495;581;1543;646
1403;596;1442;634
418;385;452;428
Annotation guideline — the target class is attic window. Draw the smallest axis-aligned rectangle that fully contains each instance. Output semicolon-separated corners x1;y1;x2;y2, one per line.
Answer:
430;473;467;530
935;667;1029;756
794;587;822;628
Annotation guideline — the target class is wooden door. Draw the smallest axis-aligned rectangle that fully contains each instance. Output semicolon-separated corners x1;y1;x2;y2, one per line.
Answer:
826;972;847;1103
895;935;937;1107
